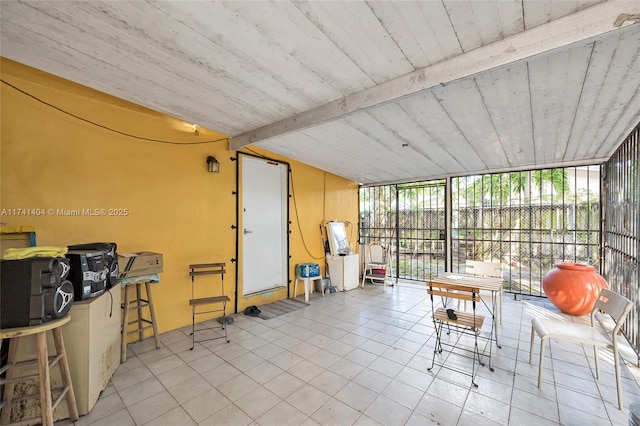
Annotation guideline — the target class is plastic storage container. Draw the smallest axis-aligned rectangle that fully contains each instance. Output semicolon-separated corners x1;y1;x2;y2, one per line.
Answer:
295;263;320;278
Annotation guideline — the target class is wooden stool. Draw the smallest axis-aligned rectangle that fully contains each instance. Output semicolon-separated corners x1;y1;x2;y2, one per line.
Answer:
121;281;160;362
0;316;79;426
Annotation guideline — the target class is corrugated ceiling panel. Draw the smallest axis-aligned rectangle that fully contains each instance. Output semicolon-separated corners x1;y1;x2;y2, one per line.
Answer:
292;1;413;84
474;63;534;168
397;91;486;175
225;1;374;95
528;42;592;165
367;1;461;69
432;79;509;170
363;106;449;176
567;25;640;160
523;0;604;29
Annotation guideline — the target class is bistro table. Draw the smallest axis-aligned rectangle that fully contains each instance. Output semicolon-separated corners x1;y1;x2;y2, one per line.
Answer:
429;273;503;348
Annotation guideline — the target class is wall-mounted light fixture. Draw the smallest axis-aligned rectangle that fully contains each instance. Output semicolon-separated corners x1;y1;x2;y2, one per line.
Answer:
206;155;220;173
184;123;199;135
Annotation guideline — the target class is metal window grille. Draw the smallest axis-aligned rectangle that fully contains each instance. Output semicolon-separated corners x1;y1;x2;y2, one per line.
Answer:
359;181;446;282
603;122;640;363
358;127;639;361
360;167;601;298
451;167;601;296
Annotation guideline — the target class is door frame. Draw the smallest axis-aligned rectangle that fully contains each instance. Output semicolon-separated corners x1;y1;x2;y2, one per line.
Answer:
235;152;290;313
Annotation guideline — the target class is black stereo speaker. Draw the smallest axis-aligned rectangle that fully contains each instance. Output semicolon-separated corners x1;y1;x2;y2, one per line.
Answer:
58;256;71;280
68;242;118;288
0;257;74;328
65;249;108;300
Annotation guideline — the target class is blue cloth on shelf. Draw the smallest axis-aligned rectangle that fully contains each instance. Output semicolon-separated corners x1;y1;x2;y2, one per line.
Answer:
119;274;160;287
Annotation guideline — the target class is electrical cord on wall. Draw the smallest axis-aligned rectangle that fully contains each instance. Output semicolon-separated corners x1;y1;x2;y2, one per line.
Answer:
289;169;325;260
323;172;327;219
1;79;228;145
107;287;113;317
243;147;268;158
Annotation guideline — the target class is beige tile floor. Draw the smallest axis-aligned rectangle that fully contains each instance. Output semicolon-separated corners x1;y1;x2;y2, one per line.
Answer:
57;282;640;426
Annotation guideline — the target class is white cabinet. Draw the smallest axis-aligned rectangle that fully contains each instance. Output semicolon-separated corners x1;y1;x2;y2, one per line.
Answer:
62;286;121;415
326;254;359;291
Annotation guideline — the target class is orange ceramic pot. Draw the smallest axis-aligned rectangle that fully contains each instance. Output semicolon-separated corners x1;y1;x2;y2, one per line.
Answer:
542;262;608;316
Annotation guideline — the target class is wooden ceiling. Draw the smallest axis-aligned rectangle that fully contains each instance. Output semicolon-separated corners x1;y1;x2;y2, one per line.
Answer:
2;0;639;184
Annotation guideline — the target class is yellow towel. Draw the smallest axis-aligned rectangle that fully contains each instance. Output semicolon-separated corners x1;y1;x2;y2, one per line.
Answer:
3;246;68;260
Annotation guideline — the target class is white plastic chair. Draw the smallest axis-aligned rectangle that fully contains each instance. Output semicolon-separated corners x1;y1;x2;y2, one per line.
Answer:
361;242;391;288
529;288;632;410
294;264;323;302
464;260;504;323
294;275;323;302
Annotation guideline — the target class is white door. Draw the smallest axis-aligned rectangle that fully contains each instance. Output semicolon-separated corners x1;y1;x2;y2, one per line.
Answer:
241;155;288;295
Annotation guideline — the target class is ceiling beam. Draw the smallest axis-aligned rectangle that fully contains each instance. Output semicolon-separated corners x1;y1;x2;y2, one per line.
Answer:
230;0;640;150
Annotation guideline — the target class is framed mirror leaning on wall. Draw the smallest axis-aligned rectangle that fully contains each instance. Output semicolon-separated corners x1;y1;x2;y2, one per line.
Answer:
326;221;350;256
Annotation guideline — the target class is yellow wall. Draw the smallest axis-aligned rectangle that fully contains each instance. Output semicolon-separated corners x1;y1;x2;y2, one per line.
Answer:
0;58;359;336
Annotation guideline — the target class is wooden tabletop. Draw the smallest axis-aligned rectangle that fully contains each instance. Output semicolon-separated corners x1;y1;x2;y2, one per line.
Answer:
429;273;503;293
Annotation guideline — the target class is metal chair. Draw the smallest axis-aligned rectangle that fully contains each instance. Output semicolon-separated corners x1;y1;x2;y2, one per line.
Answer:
529;288;632;410
426;281;491;388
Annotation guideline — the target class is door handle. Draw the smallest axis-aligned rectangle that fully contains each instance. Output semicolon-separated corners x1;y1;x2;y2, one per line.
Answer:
244;229;252;235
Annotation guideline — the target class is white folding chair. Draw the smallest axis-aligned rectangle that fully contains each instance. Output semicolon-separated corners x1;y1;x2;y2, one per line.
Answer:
529;288;632;410
361;242;391;288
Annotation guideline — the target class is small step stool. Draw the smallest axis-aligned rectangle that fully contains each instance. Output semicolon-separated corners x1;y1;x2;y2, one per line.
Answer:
189;263;230;350
0;316;79;426
121;280;161;362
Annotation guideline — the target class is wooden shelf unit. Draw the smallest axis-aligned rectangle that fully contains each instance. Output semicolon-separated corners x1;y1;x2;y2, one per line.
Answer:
188;263;230;350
